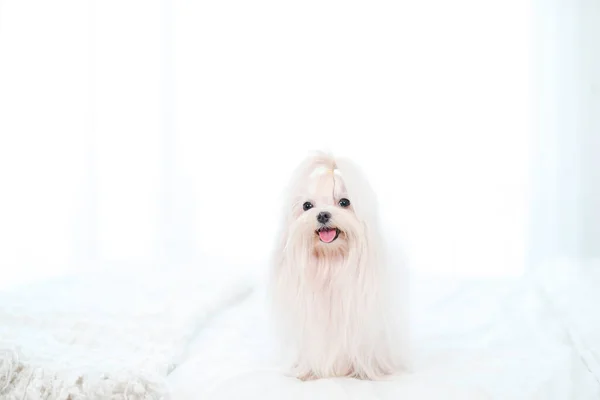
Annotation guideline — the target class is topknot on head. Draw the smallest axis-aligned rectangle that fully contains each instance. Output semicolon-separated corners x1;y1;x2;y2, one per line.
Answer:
306;150;337;173
284;150;341;198
287;150;337;181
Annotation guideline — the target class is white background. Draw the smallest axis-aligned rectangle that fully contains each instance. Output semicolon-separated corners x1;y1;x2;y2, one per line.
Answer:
0;0;594;288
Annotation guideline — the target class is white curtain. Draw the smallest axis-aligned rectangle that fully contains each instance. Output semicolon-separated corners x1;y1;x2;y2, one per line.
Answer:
0;1;90;286
1;0;535;288
530;0;599;378
531;0;600;266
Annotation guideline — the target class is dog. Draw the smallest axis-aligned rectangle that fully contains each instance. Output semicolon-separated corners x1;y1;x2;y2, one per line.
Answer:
270;151;409;380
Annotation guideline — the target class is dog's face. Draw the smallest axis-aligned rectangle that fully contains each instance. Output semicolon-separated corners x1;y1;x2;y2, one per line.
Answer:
287;165;363;257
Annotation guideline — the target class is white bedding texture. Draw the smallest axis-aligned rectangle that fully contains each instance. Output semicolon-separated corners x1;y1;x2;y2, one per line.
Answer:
167;273;600;400
0;266;253;399
534;260;600;385
1;266;599;399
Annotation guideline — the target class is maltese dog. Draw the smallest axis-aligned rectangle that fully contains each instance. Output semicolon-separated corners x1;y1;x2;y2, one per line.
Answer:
270;152;409;381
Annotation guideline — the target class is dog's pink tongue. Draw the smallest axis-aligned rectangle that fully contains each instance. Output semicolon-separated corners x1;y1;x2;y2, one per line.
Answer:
319;229;337;243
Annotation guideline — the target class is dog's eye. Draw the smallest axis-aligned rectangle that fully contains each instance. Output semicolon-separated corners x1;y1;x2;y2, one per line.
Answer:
338;198;351;208
302;202;313;211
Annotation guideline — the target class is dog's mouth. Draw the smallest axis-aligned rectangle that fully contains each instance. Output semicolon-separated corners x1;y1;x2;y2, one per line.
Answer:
316;227;340;243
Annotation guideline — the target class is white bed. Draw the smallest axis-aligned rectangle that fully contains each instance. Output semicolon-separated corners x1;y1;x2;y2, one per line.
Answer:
167;274;600;400
0;264;254;399
1;266;598;399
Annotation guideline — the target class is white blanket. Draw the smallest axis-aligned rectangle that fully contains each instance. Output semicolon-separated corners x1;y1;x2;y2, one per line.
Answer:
534;259;600;382
168;275;600;399
0;266;253;399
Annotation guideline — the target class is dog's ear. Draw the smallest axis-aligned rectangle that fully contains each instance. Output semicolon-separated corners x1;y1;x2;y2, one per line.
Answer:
334;157;379;224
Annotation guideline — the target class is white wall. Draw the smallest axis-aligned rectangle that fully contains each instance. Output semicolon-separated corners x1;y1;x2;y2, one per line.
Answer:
0;0;532;289
173;0;532;277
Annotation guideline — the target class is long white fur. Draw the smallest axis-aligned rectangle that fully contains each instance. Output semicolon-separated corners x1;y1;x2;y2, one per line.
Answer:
270;151;410;380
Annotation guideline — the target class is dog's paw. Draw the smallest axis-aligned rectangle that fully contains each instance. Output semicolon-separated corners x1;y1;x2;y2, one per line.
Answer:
296;370;318;381
290;363;318;381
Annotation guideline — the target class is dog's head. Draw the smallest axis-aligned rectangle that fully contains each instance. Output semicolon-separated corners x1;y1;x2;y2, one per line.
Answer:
276;152;380;263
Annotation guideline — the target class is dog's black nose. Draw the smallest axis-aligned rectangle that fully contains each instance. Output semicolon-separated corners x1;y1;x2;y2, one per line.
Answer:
317;211;331;224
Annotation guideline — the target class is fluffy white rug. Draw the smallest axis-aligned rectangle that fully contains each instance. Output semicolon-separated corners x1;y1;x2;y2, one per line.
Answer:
0;265;253;399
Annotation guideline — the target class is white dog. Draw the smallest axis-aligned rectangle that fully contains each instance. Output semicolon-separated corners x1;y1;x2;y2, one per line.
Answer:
270;152;409;381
